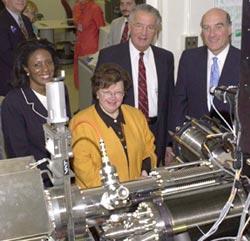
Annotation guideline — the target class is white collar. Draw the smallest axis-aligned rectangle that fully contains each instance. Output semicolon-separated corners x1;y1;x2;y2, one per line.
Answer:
129;39;151;57
207;44;230;61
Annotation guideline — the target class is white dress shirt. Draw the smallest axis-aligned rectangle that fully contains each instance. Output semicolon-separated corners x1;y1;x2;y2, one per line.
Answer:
33;90;48;110
129;40;158;117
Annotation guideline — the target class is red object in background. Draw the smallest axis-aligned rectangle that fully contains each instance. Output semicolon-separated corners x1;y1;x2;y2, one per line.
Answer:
73;1;105;89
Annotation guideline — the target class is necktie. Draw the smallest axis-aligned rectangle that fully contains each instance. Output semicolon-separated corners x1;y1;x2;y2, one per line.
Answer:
210;57;220;88
120;22;129;43
138;52;149;118
18;15;29;40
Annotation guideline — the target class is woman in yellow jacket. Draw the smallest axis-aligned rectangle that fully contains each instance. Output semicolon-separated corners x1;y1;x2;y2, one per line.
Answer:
70;63;157;188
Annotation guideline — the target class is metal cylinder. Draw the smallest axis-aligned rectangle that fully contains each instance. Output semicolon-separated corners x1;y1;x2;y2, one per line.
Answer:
46;81;68;124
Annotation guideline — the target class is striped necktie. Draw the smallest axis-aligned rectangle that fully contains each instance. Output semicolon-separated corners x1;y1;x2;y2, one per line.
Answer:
138;52;148;118
18;15;29;40
120;22;129;43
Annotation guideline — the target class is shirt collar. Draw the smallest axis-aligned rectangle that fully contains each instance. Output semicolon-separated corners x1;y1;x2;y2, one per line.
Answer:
129;39;151;58
123;16;128;23
207;44;230;62
95;103;125;128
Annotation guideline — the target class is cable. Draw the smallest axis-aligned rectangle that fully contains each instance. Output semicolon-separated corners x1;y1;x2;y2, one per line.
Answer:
197;166;241;241
29;158;49;169
210;237;236;241
210;100;235;136
238;216;250;240
236;192;250;241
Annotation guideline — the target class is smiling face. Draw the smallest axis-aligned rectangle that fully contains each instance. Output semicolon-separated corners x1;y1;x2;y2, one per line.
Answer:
201;8;232;55
120;0;136;18
24;49;55;95
4;0;27;14
96;81;125;118
129;10;158;52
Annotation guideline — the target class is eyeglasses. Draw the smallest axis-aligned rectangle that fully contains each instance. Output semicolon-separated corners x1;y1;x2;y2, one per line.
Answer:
132;23;157;33
100;90;125;98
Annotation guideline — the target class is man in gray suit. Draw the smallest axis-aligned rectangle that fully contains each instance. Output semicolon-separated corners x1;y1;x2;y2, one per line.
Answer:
105;0;136;47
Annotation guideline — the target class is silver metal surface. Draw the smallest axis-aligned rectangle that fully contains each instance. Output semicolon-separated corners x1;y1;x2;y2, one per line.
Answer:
0;156;51;240
46;81;68;124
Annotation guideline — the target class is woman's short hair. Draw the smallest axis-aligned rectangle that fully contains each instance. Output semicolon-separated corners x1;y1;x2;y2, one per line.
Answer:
12;38;59;88
91;63;131;99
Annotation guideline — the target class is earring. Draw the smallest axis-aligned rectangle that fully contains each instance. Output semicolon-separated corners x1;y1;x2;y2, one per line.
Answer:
26;72;30;76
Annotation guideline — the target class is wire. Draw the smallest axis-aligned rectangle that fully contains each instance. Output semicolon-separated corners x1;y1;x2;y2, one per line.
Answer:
196;225;206;236
210;237;236;241
197;161;241;241
210;99;235;136
236;192;250;241
29;158;49;169
238;216;250;240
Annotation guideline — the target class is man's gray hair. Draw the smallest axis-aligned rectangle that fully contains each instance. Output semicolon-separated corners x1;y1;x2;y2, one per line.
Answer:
129;4;162;30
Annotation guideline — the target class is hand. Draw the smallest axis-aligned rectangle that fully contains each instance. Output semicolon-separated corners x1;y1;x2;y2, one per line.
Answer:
165;146;174;166
141;170;148;177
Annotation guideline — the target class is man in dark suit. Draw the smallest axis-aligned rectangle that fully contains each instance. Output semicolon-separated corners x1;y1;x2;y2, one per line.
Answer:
171;8;240;132
97;4;175;166
0;0;35;96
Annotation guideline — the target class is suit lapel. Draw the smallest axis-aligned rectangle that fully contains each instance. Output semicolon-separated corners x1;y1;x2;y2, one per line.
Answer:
117;17;126;41
219;46;234;86
124;43;135;106
200;47;209;112
22;87;48;120
151;46;163;114
4;9;26;41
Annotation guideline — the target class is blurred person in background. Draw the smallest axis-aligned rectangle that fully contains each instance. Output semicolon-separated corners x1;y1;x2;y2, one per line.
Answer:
70;63;156;188
105;0;136;47
73;0;105;88
23;0;37;23
0;0;35;96
22;0;39;35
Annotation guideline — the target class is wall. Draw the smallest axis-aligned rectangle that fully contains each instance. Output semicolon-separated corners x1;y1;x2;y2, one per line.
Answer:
33;0;240;75
146;0;214;77
32;0;106;20
32;0;66;20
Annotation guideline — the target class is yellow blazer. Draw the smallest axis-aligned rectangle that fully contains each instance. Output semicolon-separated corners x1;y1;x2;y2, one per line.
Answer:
70;104;157;188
